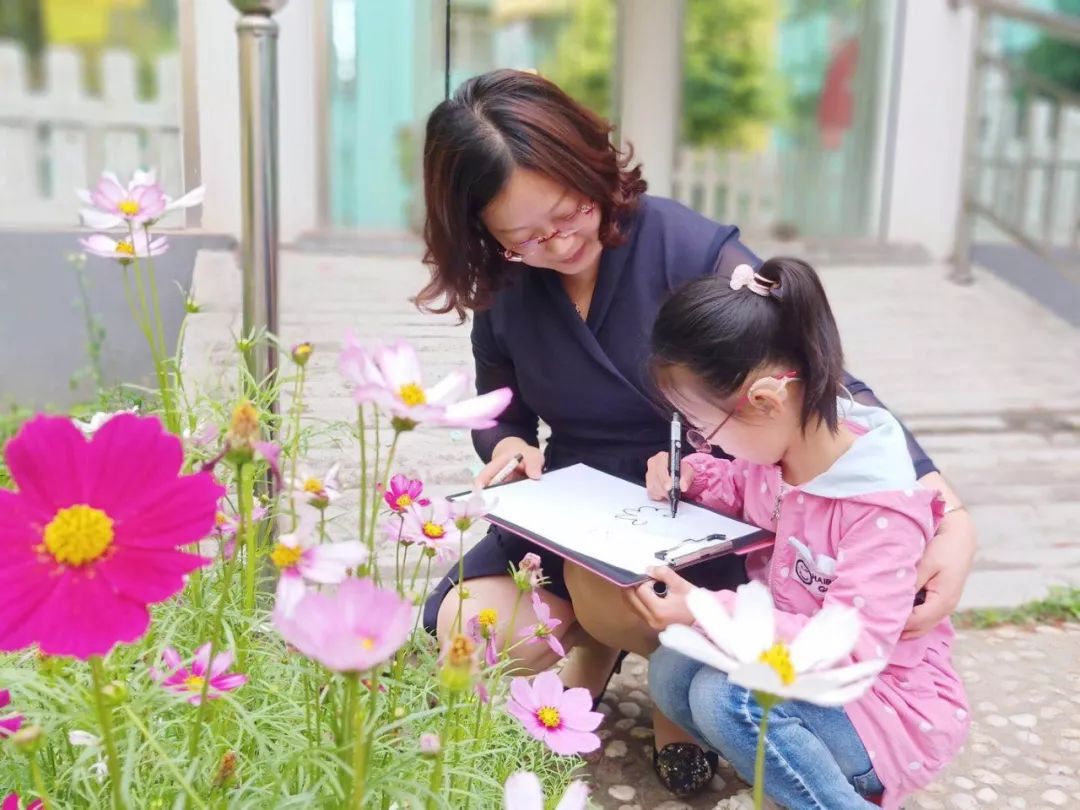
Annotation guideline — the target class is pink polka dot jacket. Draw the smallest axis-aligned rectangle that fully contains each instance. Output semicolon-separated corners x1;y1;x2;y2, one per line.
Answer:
683;401;969;809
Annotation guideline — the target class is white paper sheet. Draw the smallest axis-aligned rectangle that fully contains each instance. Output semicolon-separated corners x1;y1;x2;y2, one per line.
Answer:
480;463;765;576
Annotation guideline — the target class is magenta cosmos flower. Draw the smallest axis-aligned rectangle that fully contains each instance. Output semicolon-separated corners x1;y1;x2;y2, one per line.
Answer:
2;794;43;810
506;671;602;756
339;335;512;428
380;473;430;513
0;414;223;659
273;577;412;673
0;690;22;737
152;643;247;705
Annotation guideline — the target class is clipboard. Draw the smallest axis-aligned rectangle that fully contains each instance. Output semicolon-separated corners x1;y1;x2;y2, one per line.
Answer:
452;463;774;587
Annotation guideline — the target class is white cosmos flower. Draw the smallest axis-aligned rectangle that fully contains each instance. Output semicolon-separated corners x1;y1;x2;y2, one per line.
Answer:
503;771;590;810
658;580;884;707
72;409;138;437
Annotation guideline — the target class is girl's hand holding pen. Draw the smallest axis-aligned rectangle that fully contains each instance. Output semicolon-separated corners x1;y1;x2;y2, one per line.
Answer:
645;451;696;502
623;565;696;631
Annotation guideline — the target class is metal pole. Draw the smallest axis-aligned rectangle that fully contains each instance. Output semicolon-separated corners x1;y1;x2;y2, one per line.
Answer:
950;4;986;285
231;0;285;415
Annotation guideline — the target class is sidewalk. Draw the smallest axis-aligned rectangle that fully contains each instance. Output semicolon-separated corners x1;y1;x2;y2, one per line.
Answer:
182;250;1080;610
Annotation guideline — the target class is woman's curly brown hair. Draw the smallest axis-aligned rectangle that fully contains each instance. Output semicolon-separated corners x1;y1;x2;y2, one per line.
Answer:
414;69;647;321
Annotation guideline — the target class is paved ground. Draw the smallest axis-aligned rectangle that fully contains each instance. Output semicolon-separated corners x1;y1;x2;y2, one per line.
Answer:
583;622;1080;809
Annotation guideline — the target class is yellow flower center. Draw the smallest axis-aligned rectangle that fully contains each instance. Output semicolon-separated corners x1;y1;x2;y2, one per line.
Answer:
215;512;228;526
536;706;561;729
184;675;206;692
394;494;413;509
228;401;260;442
478;608;498;628
398;383;427;407
270;543;303;569
114;240;136;256
118;199;140;216
422;522;445;539
42;505;114;566
758;642;796;686
302;477;323;494
359;637;375;650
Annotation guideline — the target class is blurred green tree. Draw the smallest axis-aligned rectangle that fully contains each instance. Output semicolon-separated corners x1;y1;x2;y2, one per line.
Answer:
1024;0;1080;94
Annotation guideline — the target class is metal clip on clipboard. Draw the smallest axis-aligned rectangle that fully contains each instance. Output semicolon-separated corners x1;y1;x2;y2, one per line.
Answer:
654;533;731;567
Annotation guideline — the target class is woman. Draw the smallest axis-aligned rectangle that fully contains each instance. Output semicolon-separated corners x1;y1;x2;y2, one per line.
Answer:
416;69;976;797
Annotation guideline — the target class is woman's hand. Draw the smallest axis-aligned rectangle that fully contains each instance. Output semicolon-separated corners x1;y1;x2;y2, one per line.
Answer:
645;452;696;501
903;472;977;639
623;566;696;631
473;437;544;488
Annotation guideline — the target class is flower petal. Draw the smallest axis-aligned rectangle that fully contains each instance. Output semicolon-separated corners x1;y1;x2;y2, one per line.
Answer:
508;676;538;712
658;624;741;673
503;771;544;810
686;587;741;661
728;581;775;662
4;415;92;518
554;781;590;810
788;603;861;673
545;727;600;756
531;670;565;708
424;371;468;405
434;388;513;429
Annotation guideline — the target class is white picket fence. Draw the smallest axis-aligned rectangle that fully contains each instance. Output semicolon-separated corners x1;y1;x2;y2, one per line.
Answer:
671;148;779;235
0;42;187;228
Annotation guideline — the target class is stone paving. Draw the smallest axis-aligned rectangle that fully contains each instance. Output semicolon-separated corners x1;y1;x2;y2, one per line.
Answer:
580;622;1080;809
181;248;1080;809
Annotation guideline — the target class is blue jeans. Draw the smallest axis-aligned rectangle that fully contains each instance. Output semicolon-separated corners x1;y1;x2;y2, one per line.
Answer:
650;647;884;810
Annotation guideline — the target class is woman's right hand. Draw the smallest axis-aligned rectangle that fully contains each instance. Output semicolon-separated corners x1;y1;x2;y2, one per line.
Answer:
645;451;696;501
474;438;544;488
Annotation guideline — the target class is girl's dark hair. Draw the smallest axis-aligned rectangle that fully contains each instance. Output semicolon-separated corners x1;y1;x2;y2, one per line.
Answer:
414;69;647;320
650;257;845;432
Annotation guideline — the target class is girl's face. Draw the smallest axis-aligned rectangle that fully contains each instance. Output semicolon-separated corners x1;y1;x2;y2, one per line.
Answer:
480;168;603;277
665;365;802;467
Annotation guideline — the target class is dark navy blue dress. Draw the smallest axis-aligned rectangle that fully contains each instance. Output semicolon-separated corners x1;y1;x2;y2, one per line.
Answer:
422;196;935;632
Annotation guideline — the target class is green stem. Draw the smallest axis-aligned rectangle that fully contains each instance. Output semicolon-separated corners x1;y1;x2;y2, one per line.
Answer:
751;692;778;810
501;590;525;656
453;529;467;636
358;406;368;559
122;706;209;810
366;426;401;584
239;462;258;614
427;691;455;808
30;756;51;809
287;365;306;528
89;657;124;810
350;673;369;809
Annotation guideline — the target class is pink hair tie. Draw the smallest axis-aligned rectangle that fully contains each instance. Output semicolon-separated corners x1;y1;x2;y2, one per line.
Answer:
729;264;778;297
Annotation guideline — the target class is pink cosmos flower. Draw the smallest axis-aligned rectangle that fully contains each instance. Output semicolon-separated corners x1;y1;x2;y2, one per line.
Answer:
400;499;459;562
503;771;590;810
519;591;565;658
450;489;496;532
0;414;222;659
214;503;268;560
271;518;368;617
78;170;167;228
505;671;602;756
273;578;412;673
80;232;169;263
291;462;342;510
418;732;441;755
151;643;247;705
339;335;512;428
78;169;204;229
467;613;499;668
379;473;430;513
0;690;22;737
2;794;43;810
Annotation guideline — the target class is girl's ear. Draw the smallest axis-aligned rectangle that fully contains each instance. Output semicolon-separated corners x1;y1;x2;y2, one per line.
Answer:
745;373;798;420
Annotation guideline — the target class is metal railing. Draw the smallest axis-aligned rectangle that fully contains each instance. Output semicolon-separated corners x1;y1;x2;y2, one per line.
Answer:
953;0;1080;283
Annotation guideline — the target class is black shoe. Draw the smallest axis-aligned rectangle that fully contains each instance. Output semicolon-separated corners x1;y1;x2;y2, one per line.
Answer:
590;649;629;711
652;742;720;798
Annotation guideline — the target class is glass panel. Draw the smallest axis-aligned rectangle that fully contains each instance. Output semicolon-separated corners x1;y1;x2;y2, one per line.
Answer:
673;0;889;239
0;0;182;226
325;0;617;231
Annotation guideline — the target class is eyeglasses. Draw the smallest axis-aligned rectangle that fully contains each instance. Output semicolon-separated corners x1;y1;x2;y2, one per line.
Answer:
502;202;596;261
683;371;800;452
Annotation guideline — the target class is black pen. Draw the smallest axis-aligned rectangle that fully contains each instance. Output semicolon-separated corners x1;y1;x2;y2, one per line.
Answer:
669;412;681;518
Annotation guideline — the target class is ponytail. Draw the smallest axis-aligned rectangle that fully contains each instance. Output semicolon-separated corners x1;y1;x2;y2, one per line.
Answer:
755;257;845;432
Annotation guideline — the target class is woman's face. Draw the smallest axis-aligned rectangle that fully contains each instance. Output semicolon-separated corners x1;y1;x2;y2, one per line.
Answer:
480;168;602;277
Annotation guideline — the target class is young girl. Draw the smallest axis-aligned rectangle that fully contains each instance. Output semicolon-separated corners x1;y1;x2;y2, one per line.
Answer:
628;258;969;809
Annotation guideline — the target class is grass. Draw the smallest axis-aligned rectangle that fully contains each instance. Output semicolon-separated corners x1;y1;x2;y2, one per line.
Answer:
953;586;1080;630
